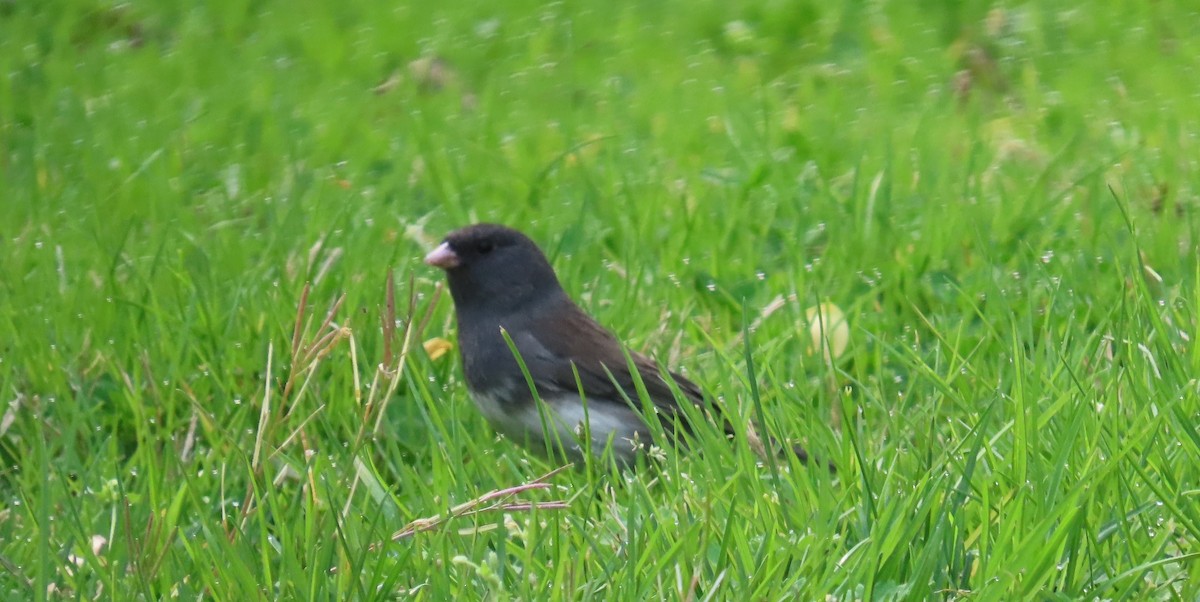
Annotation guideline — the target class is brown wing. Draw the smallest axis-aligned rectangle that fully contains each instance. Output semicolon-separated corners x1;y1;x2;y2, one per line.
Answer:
508;303;827;469
511;303;706;427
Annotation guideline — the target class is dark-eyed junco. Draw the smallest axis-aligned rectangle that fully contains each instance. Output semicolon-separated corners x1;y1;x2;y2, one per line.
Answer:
425;223;815;468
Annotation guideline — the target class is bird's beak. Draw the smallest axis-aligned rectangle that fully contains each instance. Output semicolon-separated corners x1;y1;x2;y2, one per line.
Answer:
424;242;461;269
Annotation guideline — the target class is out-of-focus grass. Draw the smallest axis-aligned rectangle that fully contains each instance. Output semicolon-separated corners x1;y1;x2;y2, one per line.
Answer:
1;1;1198;598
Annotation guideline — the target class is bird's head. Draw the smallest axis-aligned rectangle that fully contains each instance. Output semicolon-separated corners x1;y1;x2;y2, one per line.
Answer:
425;223;566;315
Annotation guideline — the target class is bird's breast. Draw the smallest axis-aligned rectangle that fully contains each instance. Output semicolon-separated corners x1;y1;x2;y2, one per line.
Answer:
457;317;523;391
467;380;529;434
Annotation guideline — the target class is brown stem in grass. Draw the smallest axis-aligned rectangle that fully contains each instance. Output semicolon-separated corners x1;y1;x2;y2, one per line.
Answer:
380;465;573;545
232;287;348;541
288;283;309;372
413;281;443;344
230;271;455;540
382;268;396;368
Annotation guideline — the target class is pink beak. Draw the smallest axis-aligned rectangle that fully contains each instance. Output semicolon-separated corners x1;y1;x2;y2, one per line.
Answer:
424;242;461;269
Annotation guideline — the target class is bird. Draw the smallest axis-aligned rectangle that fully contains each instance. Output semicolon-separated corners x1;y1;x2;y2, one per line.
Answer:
424;223;816;468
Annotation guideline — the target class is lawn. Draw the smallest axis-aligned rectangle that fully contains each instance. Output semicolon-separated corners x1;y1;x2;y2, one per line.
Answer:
2;0;1198;599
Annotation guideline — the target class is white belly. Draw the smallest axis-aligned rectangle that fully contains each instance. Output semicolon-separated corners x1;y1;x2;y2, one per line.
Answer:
470;385;649;464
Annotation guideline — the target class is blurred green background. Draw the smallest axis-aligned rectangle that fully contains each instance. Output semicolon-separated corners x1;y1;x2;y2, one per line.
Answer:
2;0;1198;599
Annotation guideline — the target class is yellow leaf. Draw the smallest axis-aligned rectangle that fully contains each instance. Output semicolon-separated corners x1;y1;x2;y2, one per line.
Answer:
423;337;453;361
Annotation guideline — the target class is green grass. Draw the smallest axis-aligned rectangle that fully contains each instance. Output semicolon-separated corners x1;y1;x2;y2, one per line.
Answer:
3;0;1199;599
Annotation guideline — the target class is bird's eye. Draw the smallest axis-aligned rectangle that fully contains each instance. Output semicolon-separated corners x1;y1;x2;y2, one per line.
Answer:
477;241;494;254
